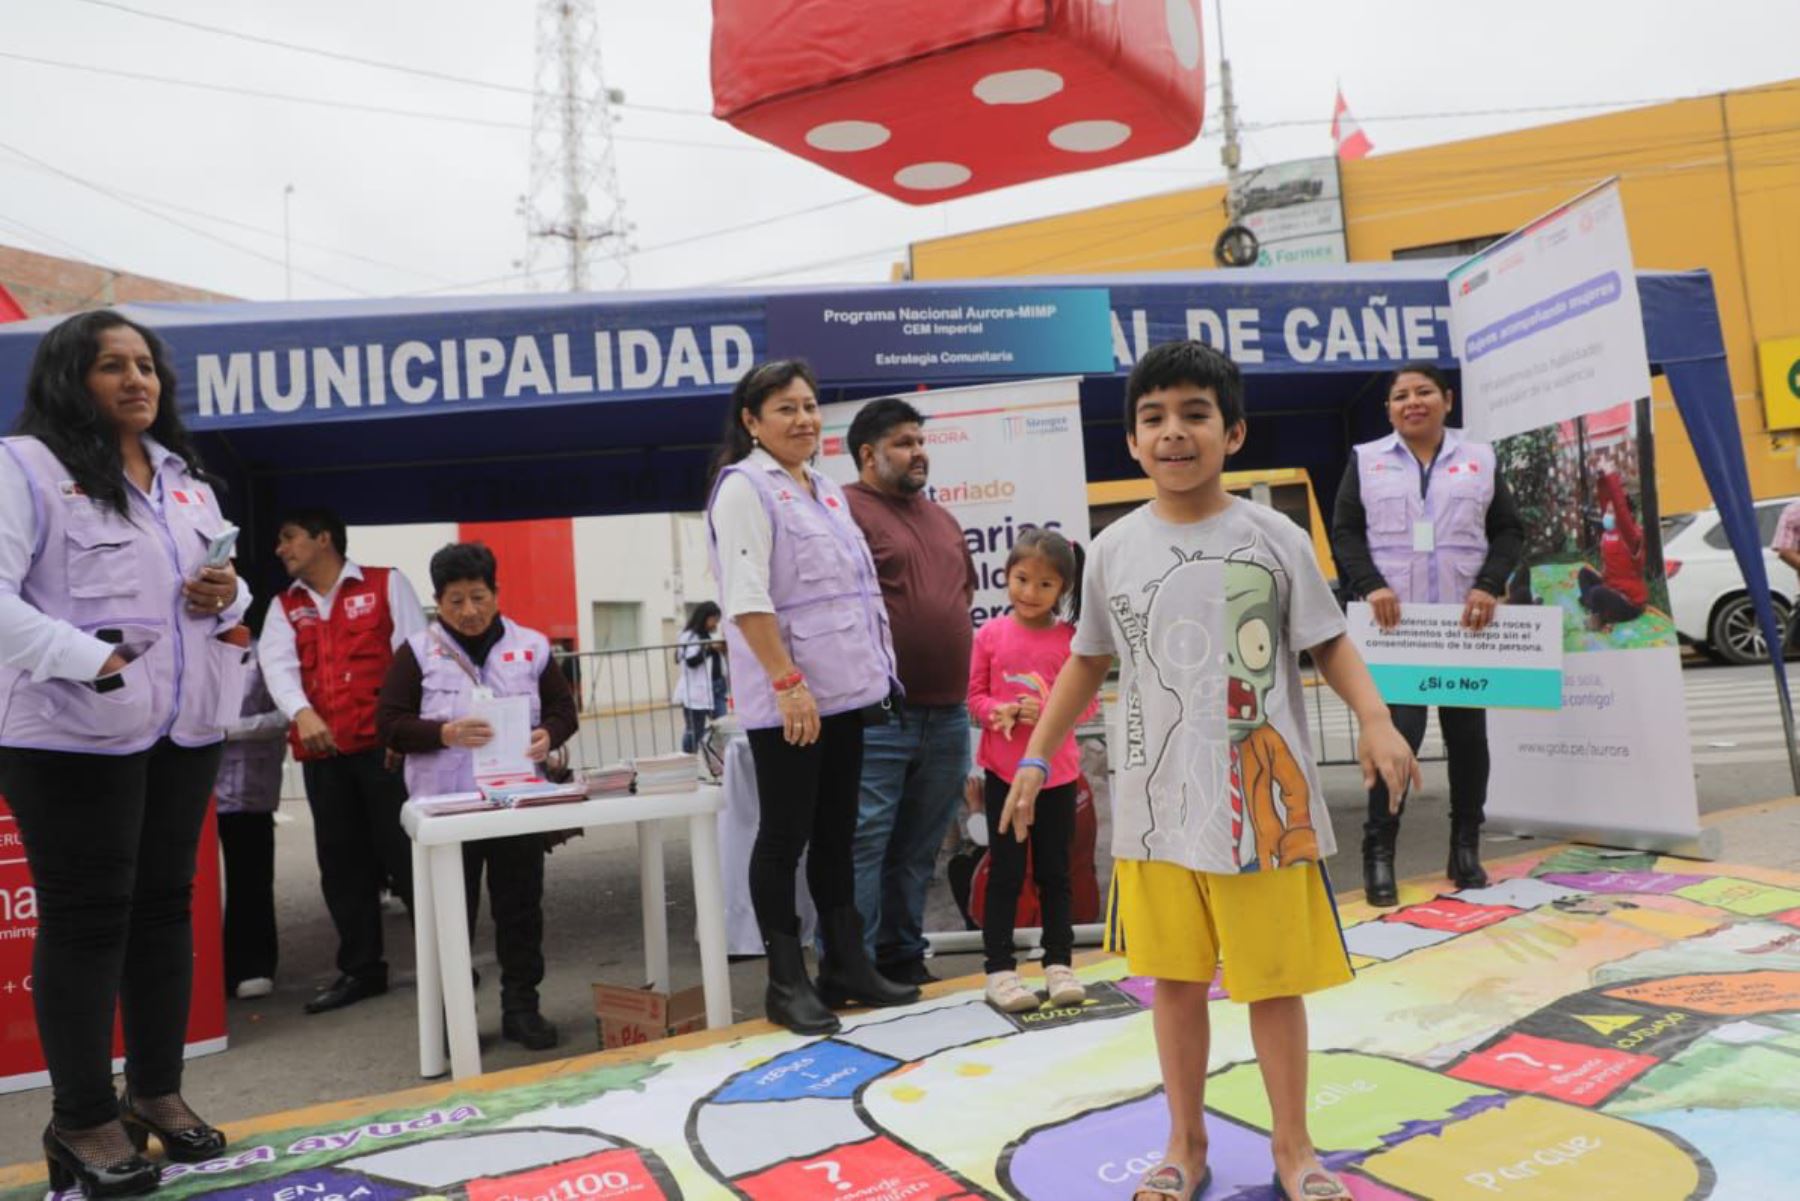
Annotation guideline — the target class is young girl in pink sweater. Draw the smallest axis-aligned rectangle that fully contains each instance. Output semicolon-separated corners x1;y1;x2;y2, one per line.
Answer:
968;528;1096;1013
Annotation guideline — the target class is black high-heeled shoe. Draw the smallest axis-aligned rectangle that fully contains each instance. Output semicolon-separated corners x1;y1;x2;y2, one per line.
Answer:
42;1122;160;1198
119;1091;227;1164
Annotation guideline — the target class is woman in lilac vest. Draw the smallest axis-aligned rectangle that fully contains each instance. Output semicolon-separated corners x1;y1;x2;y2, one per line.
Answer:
376;542;579;1052
1332;363;1523;907
0;311;248;1194
706;360;919;1035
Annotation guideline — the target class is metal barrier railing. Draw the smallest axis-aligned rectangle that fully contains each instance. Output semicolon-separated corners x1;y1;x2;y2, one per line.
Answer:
551;642;706;772
1302;669;1447;766
535;641;1449;774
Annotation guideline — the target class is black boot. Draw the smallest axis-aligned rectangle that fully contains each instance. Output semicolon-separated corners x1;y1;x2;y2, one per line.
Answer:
1362;821;1399;908
763;931;840;1035
1448;822;1489;890
816;907;920;1009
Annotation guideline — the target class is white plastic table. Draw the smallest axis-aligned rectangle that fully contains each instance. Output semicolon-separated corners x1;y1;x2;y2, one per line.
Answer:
401;787;732;1080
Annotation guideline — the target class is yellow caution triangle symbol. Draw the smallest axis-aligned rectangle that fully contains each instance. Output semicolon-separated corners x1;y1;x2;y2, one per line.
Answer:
1573;1012;1639;1036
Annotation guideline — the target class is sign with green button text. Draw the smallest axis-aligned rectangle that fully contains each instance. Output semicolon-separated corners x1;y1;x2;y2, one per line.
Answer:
1348;604;1563;709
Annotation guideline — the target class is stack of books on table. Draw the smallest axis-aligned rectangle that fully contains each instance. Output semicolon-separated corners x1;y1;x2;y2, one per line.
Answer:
633;752;700;794
480;778;589;808
580;763;637;798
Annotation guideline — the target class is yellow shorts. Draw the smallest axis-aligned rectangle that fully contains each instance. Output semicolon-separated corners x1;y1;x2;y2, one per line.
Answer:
1105;859;1353;1003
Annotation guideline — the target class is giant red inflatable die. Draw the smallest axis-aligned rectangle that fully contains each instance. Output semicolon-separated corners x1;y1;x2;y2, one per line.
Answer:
711;0;1206;203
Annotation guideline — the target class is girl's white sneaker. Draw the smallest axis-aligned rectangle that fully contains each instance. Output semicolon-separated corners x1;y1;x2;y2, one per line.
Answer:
985;970;1040;1013
1044;964;1086;1008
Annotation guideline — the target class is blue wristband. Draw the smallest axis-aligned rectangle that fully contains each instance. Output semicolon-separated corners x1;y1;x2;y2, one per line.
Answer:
1018;757;1051;779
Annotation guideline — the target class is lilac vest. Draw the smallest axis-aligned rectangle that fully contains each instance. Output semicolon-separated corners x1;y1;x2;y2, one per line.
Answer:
401;618;550;797
0;437;239;755
706;459;897;730
1354;431;1496;605
214;658;286;815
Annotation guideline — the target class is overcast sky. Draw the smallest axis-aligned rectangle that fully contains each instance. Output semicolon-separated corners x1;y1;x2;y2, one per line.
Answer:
1;0;1795;304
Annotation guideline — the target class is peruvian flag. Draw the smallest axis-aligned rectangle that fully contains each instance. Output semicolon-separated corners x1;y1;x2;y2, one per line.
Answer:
0;282;26;323
1332;87;1372;161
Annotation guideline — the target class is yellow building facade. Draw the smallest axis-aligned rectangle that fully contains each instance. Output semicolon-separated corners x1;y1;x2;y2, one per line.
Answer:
909;79;1800;516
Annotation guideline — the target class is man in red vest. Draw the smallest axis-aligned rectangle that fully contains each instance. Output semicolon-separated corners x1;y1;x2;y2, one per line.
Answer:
259;507;427;1014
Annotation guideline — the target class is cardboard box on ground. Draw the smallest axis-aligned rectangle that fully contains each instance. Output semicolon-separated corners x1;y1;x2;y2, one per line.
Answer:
592;981;707;1049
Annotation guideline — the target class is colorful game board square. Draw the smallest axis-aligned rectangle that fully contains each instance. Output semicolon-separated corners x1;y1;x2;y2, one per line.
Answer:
1342;920;1457;961
713;1040;900;1103
1539;870;1705;894
1606;970;1800;1016
997;980;1142;1032
1448;1033;1656;1106
189;1169;409;1201
736;1137;976;1201
1383;897;1521;934
1450;878;1584;909
1516;993;1713;1059
1209;1052;1499;1153
1676;876;1800;916
1357;1095;1703;1200
1775;908;1800;931
468;1150;672;1201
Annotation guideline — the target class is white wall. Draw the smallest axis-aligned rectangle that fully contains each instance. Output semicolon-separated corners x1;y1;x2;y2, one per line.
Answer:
345;522;459;602
571;512;718;652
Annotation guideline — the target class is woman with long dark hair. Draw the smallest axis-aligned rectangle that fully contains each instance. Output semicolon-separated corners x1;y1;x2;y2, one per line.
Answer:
1331;362;1523;905
674;600;727;754
0;310;247;1194
705;360;918;1035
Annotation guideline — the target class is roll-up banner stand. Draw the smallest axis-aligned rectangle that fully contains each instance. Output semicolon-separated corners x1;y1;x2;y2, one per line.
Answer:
817;377;1096;953
1451;180;1713;858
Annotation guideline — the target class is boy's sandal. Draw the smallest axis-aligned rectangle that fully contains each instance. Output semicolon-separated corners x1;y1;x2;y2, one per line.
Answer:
1134;1163;1212;1200
1273;1166;1353;1200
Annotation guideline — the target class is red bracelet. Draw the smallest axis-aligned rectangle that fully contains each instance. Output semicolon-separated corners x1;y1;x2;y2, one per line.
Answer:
771;670;806;692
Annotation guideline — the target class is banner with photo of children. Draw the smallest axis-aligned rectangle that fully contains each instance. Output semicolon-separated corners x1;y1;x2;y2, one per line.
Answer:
1452;180;1703;853
1496;396;1675;653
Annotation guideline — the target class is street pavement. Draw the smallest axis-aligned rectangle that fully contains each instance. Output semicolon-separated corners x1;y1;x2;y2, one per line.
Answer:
1;659;1796;1167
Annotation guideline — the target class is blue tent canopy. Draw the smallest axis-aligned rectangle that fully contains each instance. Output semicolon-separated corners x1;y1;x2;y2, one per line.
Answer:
0;263;1779;694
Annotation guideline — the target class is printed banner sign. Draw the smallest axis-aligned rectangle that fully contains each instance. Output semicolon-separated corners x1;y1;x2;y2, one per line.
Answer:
1449;180;1654;444
0;797;227;1093
818;377;1090;627
1451;183;1701;852
768;288;1114;382
1347;603;1563;709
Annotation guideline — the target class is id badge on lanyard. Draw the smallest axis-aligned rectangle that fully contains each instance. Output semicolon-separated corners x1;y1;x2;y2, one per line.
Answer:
1412;521;1436;553
472;686;495;702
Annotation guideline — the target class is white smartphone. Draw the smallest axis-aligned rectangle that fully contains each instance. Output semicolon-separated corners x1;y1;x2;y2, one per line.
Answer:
203;524;240;568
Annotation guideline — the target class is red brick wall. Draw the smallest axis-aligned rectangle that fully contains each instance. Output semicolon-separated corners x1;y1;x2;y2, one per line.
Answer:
0;243;235;316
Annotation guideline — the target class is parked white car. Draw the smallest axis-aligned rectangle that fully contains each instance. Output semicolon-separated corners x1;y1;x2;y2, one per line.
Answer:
1663;496;1798;664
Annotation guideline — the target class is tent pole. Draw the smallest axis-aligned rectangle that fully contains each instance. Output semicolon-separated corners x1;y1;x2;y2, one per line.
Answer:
1774;657;1800;795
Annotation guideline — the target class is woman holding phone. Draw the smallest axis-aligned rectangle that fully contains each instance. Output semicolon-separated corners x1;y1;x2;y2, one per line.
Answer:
0;311;248;1194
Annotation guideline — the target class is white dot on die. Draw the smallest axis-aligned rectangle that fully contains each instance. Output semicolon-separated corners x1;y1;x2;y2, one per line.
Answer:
1166;0;1201;69
1049;120;1132;153
894;162;972;191
973;69;1065;105
805;121;891;152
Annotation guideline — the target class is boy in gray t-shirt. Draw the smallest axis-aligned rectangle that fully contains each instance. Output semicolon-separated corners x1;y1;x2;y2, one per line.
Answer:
1074;494;1348;874
1002;341;1417;1201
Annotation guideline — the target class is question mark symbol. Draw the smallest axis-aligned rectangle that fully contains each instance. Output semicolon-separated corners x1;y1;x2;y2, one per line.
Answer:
1496;1051;1564;1071
802;1161;852;1192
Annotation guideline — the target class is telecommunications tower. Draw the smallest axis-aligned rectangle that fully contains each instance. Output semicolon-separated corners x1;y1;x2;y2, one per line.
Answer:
523;0;630;291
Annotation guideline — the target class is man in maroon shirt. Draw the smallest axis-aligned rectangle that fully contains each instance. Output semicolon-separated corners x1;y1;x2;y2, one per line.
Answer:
843;398;978;981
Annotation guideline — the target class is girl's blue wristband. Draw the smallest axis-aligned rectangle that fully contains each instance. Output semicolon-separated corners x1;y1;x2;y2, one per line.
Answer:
1018;757;1052;779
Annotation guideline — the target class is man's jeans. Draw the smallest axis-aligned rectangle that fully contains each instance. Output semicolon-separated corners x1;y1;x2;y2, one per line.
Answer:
852;701;971;967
